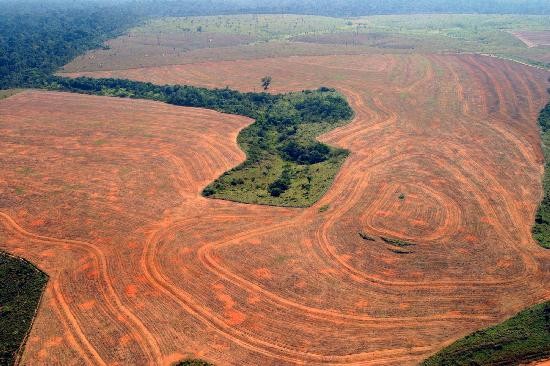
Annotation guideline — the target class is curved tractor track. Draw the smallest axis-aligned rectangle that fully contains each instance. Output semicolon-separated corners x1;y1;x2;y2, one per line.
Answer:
1;53;549;365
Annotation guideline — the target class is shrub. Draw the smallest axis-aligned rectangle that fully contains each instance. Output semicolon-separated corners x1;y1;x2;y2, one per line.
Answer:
268;169;292;197
174;359;213;366
280;140;331;164
359;232;376;241
319;204;330;212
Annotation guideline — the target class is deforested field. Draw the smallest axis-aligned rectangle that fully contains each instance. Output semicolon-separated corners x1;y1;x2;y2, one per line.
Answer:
61;14;550;72
511;31;550;48
1;50;549;365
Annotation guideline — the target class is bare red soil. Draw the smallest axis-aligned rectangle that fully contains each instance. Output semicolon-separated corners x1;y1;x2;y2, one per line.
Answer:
2;53;550;365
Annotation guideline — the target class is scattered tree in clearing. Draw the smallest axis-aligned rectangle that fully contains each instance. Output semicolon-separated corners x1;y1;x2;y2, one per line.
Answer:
261;76;272;91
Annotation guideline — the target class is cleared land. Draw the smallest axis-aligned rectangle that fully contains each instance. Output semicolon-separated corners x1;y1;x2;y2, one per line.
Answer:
511;31;550;48
61;14;550;72
2;52;549;365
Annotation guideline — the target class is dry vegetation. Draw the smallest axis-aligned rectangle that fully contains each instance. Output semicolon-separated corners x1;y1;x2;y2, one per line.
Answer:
61;14;550;73
0;89;23;100
65;32;255;70
2;51;549;365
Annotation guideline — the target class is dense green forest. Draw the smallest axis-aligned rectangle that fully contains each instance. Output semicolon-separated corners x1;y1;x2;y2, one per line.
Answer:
0;2;142;88
140;0;550;16
4;0;549;16
422;301;550;365
50;76;353;206
533;101;550;248
0;252;48;366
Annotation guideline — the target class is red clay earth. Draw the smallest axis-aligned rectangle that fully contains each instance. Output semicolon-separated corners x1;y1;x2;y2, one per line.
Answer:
2;53;550;365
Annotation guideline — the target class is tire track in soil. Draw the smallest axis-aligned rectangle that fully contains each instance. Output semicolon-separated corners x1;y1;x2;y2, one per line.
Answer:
0;212;162;364
3;54;549;365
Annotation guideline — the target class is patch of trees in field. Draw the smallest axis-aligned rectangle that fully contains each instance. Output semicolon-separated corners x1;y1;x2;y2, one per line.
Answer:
533;100;550;249
174;359;213;366
422;301;550;365
0;252;48;366
49;76;353;205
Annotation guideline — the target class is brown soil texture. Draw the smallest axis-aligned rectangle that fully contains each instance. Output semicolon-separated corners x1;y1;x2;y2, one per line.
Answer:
60;41;419;73
2;53;550;365
61;32;256;72
511;31;550;48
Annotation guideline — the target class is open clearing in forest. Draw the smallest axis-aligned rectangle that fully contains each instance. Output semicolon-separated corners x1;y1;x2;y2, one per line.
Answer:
61;14;550;73
2;52;549;365
511;30;550;48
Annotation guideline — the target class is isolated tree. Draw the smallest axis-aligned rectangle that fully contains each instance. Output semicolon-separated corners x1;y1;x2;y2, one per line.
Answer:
261;76;272;91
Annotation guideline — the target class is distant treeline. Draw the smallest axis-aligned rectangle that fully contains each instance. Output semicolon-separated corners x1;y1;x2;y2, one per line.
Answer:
4;0;548;16
135;0;550;16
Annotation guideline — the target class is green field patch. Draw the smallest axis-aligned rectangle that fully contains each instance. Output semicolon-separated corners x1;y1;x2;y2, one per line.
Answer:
135;15;349;42
350;14;550;69
422;301;550;365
